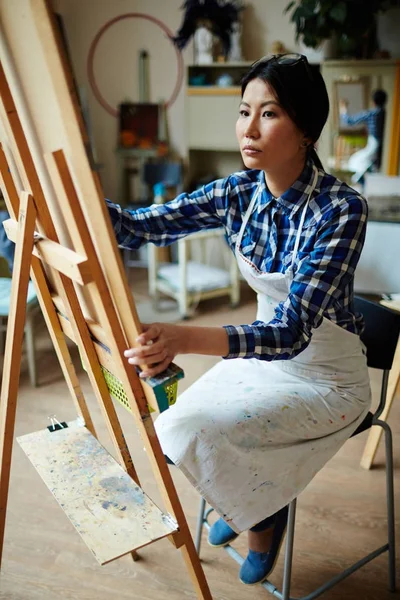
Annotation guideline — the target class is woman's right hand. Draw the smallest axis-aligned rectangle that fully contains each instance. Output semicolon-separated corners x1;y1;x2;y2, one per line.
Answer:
339;99;348;114
124;322;186;378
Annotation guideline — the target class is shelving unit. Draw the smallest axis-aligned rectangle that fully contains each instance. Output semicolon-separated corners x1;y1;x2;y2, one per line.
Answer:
164;63;252;317
188;61;253;84
186;62;252;154
187;87;240;95
185;62;248;188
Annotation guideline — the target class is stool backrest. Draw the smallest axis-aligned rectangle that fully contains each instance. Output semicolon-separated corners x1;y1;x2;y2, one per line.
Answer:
354;296;400;371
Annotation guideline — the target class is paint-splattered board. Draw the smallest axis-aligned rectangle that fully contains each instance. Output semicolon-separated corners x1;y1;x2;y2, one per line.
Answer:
17;421;178;565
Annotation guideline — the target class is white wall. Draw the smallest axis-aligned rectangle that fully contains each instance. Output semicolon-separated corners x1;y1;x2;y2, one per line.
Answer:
53;0;298;200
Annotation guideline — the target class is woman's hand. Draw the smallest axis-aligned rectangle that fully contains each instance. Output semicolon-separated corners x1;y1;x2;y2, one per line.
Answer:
124;323;229;379
339;98;349;115
124;323;186;378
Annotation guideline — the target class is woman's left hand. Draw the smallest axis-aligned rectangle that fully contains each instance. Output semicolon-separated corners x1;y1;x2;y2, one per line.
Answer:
124;323;185;378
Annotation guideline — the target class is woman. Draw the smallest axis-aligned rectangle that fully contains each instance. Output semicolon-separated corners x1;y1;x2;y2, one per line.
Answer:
107;54;371;585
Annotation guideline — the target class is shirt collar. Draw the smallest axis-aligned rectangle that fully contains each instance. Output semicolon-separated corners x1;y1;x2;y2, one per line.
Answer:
257;158;318;217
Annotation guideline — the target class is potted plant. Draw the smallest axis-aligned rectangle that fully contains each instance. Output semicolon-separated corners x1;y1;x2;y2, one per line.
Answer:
284;0;393;59
173;0;245;62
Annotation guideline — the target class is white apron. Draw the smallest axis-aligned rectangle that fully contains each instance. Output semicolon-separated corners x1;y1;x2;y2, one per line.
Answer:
155;167;371;532
348;134;379;183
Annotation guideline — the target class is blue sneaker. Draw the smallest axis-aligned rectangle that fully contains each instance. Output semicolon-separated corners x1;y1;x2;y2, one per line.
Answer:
239;506;288;585
208;517;239;548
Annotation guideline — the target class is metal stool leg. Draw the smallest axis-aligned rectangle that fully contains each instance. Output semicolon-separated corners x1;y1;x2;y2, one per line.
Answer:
195;496;207;555
282;499;297;600
377;419;396;592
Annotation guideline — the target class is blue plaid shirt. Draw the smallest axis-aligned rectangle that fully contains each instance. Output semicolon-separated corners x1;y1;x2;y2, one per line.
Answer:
107;158;367;361
341;107;385;141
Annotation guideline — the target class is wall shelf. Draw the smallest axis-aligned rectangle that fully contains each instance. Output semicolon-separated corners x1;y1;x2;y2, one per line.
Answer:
188;62;253;68
187;86;241;96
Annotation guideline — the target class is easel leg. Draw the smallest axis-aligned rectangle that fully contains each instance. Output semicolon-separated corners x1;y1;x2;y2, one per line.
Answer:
0;193;36;568
360;338;400;469
179;533;213;599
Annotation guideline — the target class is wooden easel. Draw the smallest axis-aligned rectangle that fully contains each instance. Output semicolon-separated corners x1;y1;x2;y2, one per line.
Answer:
0;1;212;597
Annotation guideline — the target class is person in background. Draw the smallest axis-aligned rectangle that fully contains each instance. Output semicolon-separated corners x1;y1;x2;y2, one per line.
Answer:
107;54;371;586
339;89;387;184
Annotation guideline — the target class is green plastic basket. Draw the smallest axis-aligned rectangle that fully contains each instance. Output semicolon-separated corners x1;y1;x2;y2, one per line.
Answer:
100;363;182;413
58;302;184;414
80;350;184;414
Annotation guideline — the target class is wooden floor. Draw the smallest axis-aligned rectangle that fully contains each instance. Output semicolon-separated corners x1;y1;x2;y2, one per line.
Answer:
1;280;399;600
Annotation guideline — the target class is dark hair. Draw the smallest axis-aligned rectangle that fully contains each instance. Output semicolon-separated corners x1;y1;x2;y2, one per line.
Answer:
372;89;387;107
241;56;329;169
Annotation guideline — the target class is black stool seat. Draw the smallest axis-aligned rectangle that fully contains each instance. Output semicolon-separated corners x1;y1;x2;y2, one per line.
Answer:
351;411;374;437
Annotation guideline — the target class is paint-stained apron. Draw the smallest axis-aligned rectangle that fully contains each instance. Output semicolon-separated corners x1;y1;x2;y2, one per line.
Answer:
155;167;371;532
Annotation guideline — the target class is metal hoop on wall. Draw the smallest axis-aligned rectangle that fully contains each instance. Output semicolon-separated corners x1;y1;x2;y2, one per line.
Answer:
87;13;184;117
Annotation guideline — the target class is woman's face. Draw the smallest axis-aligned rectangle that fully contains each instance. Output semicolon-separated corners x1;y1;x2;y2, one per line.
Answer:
236;78;307;173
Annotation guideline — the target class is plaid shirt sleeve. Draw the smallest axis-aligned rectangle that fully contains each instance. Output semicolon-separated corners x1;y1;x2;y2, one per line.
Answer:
340;110;370;127
106;178;231;249
223;195;367;361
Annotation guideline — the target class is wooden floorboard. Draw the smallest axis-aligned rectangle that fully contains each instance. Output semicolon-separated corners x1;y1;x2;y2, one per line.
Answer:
0;282;399;599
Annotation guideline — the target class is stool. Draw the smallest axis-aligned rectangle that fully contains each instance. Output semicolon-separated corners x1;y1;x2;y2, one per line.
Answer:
195;295;399;598
0;278;40;387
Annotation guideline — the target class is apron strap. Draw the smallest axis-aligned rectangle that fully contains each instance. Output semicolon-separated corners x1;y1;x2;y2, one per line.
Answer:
291;166;319;268
236;166;319;265
236;182;262;249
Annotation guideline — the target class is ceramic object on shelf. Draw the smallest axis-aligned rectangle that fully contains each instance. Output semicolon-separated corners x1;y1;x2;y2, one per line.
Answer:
194;27;213;65
216;73;234;87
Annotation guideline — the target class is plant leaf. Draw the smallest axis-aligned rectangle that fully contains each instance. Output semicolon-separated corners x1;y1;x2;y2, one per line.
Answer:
303;33;319;49
284;0;296;14
329;2;347;23
292;6;304;26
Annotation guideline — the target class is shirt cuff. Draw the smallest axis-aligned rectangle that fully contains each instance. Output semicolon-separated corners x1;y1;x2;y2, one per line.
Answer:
222;324;256;359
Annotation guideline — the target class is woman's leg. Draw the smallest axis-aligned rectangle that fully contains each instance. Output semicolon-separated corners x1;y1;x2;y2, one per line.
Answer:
208;509;280;549
240;505;289;585
248;513;277;552
208;516;239;547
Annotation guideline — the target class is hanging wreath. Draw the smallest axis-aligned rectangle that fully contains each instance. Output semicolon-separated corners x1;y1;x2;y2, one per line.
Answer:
87;13;184;117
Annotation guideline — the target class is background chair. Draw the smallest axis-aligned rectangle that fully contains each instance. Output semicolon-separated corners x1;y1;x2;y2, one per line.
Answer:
0;278;40;387
195;295;399;598
148;227;240;319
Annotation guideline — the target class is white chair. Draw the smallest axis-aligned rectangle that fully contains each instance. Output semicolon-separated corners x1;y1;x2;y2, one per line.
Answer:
0;278;40;386
148;228;240;319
